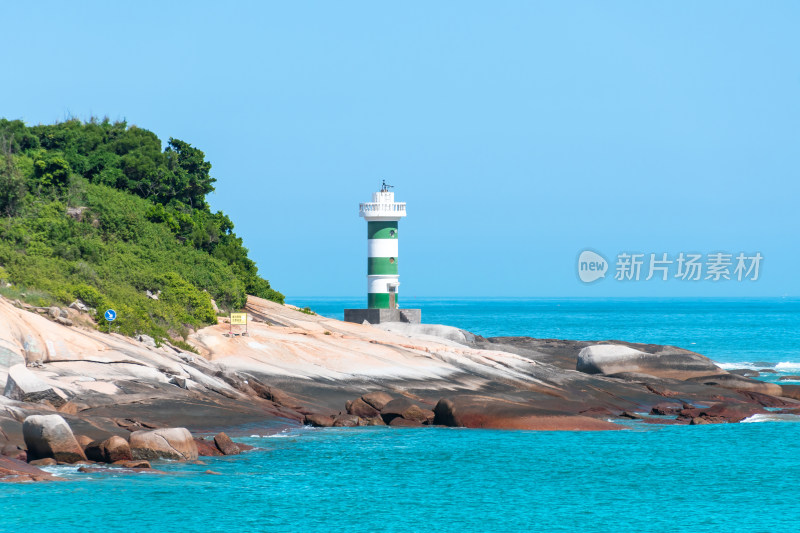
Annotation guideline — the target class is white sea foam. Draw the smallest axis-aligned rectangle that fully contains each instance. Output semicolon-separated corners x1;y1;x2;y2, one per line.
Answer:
741;413;800;424
775;361;800;371
715;362;762;371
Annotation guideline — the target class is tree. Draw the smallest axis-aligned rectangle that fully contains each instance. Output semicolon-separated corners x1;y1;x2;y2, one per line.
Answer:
164;138;215;209
0;137;27;216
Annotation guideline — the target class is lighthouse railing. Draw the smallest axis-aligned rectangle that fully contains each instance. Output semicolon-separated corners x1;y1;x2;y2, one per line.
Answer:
359;202;406;215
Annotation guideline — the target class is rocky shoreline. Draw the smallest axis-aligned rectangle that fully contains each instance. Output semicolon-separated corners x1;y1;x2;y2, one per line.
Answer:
3;294;799;482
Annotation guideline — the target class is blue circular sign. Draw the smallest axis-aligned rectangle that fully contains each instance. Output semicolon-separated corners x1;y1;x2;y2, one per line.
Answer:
104;309;117;322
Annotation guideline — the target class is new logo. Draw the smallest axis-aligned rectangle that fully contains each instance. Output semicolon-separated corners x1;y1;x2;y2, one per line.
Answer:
578;250;608;283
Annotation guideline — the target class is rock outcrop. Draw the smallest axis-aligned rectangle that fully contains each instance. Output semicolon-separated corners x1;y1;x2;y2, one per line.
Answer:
4;364;68;406
85;436;132;463
213;432;240;455
129;428;198;461
22;414;87;463
0;455;55;482
433;396;621;431
577;344;722;380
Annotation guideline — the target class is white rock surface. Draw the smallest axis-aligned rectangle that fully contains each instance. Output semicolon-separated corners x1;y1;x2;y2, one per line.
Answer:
3;364;68;406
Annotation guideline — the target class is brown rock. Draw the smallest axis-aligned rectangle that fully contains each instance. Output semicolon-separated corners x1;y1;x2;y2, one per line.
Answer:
332;414;363;427
303;414;334;427
85;436;132;463
213;432;240;455
0;456;55;482
361;391;394;411
76;435;94;449
678;402;765;424
619;411;643;420
380;398;420;424
22;414;86;463
737;390;792;408
433;396;622;431
579;407;615;417
649;402;684;416
779;384;800;401
1;444;27;462
194;438;223;456
364;417;386;426
112;460;150;468
346;398;380;418
401;404;436;424
28;458;57;466
204;470;223;475
686;374;783;396
389;417;423;427
129;428;198;461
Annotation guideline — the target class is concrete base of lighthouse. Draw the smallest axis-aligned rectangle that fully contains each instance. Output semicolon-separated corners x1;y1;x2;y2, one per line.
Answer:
344;308;421;325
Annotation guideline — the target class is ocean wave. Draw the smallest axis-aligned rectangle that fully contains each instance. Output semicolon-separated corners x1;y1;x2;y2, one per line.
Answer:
716;362;761;370
775;362;800;371
741;413;800;424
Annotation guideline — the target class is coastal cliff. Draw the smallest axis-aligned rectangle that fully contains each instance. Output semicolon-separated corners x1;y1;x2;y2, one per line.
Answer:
2;292;798;472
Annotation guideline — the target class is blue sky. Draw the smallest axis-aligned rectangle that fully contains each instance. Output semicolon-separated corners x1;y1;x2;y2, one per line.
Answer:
3;2;798;298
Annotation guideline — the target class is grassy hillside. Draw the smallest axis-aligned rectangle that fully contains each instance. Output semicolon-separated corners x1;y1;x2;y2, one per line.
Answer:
0;118;282;342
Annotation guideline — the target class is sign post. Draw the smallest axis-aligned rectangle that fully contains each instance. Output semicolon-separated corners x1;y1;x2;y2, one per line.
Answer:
229;312;248;337
104;309;116;333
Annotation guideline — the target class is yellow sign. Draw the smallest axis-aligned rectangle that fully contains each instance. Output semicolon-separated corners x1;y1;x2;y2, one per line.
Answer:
230;313;248;325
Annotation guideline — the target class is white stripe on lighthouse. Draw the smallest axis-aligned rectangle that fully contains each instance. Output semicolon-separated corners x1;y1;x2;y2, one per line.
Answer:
368;275;400;294
367;238;398;257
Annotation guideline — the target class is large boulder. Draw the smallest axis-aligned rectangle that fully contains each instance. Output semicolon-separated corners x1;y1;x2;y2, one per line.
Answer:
380;398;435;425
85;436;132;463
213;432;240;455
194;438;223;457
129;428;198;461
361;391;394;411
3;364;68;407
577;344;722;380
346;398;380;418
332;415;363;427
22;414;87;463
303;414;334;427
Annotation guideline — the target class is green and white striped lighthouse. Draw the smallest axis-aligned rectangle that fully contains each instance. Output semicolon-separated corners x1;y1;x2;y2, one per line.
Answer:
359;181;407;309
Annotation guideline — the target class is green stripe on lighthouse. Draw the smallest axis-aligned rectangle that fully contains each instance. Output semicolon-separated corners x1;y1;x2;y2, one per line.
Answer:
368;293;398;309
367;257;398;275
367;221;398;239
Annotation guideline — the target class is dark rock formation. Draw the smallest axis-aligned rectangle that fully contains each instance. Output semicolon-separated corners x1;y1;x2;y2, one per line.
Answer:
194;438;223;457
304;414;334;427
213;432;240;455
22;414;87;463
361;391;394;411
85;436;132;463
0;455;55;482
346;398;380;418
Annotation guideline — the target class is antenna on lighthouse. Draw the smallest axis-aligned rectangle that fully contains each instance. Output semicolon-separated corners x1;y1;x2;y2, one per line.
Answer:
381;179;393;192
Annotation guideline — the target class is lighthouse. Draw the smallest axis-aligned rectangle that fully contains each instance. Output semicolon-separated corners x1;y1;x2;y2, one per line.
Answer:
344;181;421;325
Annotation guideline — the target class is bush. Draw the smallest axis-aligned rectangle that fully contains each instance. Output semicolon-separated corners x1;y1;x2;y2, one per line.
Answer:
0;118;285;343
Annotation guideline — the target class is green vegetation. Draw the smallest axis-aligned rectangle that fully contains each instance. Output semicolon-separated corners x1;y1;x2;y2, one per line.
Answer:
0;117;283;342
297;306;316;315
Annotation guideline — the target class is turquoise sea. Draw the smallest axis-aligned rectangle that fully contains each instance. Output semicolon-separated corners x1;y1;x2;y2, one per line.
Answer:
3;298;800;532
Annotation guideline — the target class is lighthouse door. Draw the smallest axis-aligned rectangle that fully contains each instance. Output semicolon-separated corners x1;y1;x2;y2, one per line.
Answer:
388;287;396;309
